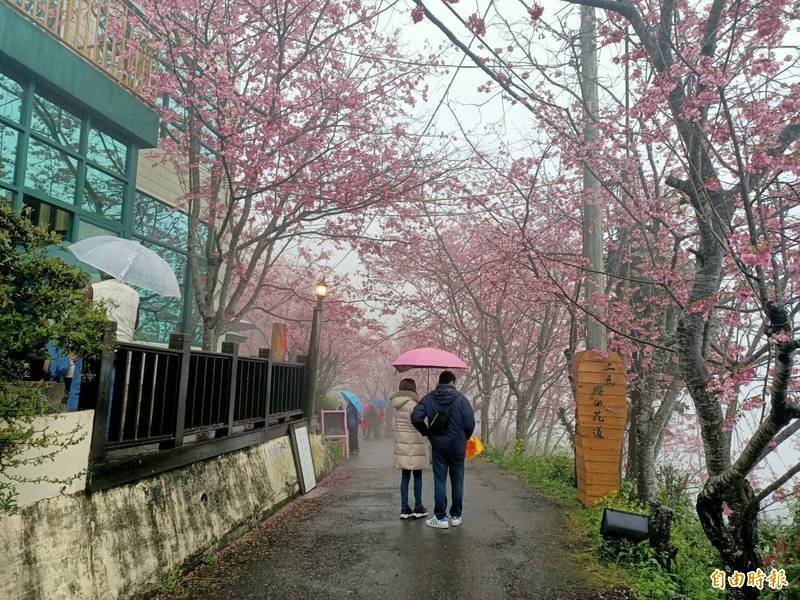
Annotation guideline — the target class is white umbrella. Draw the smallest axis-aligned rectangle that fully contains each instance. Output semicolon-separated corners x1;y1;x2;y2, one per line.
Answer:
67;235;182;298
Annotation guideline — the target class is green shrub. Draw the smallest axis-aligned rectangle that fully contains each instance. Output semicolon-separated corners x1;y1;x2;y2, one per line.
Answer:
581;488;723;600
0;203;107;514
319;395;343;411
760;502;800;599
326;439;345;460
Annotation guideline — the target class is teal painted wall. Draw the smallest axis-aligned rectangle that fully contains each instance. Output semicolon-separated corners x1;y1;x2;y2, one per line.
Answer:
0;4;159;148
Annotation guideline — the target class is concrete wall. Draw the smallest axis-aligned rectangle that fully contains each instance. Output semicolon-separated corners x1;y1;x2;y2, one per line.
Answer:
0;434;333;600
0;411;93;509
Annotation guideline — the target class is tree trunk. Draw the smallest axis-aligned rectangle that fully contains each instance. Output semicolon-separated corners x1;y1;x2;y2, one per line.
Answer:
533;418;545;455
481;399;490;446
634;386;657;502
697;479;761;600
543;408;556;454
636;438;657;503
515;397;528;448
626;392;639;482
202;322;218;352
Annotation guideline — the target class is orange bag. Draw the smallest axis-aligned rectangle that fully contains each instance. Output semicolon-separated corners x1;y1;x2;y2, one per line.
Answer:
465;435;485;460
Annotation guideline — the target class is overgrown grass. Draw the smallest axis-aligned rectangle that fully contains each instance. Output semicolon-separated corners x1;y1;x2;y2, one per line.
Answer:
486;446;580;506
325;439;346;461
487;448;725;599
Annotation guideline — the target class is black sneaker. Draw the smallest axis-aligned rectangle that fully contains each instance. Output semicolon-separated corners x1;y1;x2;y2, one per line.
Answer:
400;508;413;520
412;506;429;519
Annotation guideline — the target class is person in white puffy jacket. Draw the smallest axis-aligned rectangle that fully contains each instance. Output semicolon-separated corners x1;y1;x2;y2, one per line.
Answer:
390;378;429;520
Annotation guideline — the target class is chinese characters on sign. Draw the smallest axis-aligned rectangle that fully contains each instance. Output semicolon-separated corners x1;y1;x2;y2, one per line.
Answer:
710;568;789;591
574;351;628;507
589;364;619;441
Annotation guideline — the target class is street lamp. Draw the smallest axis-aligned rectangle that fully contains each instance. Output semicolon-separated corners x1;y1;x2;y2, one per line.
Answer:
314;278;328;301
305;277;328;427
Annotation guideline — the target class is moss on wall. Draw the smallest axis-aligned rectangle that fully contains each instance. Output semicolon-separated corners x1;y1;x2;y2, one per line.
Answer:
0;434;334;600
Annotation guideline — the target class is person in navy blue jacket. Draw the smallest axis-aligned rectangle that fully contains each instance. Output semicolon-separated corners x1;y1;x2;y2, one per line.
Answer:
346;401;361;454
411;370;475;529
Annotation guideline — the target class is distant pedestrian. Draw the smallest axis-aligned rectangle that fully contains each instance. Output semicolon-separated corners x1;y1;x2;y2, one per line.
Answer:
377;406;386;436
411;370;475;529
366;403;379;440
346;401;361;454
390;378;428;520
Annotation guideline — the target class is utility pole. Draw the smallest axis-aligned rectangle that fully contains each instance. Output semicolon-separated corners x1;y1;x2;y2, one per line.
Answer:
579;5;607;352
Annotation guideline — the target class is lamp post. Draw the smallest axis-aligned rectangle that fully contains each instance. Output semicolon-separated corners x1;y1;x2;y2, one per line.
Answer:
305;278;328;427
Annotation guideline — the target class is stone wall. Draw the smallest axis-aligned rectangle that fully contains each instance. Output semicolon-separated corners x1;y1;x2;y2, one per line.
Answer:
0;434;333;600
1;410;93;509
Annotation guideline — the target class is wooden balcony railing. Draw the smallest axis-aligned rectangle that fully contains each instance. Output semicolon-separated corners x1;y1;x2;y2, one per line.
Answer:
7;0;156;99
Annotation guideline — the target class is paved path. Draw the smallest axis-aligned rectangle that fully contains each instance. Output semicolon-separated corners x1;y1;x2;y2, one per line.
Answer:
158;439;629;600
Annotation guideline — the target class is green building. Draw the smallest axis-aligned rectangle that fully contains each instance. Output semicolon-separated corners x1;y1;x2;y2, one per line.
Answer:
0;0;201;343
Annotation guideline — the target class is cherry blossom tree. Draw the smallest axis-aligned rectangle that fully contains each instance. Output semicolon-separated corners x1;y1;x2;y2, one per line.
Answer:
129;0;443;349
410;0;800;589
364;196;573;445
238;261;388;407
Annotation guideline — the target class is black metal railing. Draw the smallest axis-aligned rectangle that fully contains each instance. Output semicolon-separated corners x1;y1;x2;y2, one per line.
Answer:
106;343;181;449
269;362;305;416
87;326;306;464
235;356;270;424
185;350;231;434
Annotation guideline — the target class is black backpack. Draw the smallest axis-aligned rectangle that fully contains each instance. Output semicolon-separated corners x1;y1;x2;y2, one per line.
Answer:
428;405;451;436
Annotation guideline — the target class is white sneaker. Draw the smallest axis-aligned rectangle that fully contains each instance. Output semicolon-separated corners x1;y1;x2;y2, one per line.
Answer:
425;516;450;529
450;516;462;527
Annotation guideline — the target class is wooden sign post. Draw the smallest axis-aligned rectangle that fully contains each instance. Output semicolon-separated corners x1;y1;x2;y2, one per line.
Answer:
574;351;627;506
271;323;288;362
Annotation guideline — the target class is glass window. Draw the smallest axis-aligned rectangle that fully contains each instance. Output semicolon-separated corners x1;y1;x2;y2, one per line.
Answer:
23;196;72;239
25;138;77;204
87;127;127;175
78;220;117;240
0;73;23;123
0;122;18;183
83;167;125;220
133;191;189;247
31;93;81;152
1;187;13;204
135;240;186;343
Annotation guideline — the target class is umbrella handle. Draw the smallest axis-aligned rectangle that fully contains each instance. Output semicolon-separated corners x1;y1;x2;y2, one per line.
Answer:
118;251;138;282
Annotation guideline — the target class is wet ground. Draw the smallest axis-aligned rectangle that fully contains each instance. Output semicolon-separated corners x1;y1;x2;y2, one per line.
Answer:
156;439;634;600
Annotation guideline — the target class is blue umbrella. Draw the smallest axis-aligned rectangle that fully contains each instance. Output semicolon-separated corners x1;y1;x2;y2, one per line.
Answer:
369;398;388;409
340;391;365;418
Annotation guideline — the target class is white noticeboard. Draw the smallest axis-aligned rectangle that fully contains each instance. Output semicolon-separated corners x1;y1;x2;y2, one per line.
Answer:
290;423;317;494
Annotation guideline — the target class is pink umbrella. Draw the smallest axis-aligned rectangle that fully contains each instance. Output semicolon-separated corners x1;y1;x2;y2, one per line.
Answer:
392;347;468;373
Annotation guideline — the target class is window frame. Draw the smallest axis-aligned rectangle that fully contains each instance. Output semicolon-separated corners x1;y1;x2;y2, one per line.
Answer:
0;65;137;239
